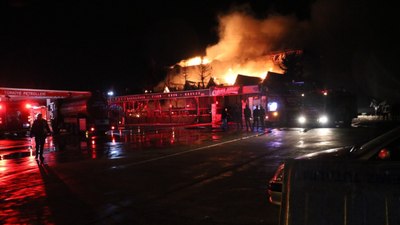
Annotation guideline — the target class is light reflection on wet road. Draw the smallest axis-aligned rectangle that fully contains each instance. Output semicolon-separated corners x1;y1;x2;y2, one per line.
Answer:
0;125;258;224
0;157;52;224
0;124;393;224
1;126;234;161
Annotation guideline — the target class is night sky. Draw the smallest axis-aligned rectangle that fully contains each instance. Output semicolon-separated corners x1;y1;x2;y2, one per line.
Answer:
1;0;399;105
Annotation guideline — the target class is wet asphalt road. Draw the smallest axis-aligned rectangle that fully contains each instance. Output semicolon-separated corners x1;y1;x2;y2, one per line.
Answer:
0;123;397;225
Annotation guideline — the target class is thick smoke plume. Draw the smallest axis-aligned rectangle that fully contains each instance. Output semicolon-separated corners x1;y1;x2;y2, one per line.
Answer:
160;10;308;90
206;11;307;62
161;0;400;105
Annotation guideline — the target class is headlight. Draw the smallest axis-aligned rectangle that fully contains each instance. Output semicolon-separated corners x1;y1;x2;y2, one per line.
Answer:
298;115;306;124
318;115;328;124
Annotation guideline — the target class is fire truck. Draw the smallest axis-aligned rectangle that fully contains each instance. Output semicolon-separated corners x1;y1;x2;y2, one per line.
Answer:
0;101;34;137
265;82;358;128
0;88;111;137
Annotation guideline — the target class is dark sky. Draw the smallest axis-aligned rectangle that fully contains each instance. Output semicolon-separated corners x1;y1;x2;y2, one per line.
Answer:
1;0;399;103
0;0;314;92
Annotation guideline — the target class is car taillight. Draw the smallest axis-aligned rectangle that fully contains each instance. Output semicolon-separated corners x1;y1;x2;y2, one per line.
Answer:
272;163;285;182
268;163;285;192
378;148;390;160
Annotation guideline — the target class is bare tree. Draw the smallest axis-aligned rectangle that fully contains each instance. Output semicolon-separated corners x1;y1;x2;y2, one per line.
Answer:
197;57;213;89
182;66;188;84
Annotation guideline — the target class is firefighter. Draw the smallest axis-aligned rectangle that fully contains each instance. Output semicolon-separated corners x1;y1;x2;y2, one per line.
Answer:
30;113;51;162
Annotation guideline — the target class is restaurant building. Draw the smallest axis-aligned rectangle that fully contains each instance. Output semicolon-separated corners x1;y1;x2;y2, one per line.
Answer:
108;84;266;127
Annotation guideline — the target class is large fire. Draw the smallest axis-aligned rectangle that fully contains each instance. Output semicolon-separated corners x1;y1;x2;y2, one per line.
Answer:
175;53;283;85
158;11;304;91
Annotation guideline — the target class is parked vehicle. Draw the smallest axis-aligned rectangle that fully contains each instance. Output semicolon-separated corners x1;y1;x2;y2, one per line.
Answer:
268;125;400;206
0;101;32;137
264;79;357;128
55;91;111;136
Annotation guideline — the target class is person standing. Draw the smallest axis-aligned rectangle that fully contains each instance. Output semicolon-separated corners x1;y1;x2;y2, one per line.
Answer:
221;107;230;131
244;104;252;131
259;105;266;129
252;105;260;131
30;113;51;162
232;105;243;130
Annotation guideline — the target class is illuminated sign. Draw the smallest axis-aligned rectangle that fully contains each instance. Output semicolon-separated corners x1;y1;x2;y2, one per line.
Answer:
242;85;260;94
0;87;91;98
211;86;240;96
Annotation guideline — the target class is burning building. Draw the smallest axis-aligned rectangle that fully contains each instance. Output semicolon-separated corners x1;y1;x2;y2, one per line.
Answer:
108;11;306;127
155;11;306;92
161;50;298;91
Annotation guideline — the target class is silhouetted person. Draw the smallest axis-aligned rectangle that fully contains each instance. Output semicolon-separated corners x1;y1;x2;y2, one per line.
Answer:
30;113;51;162
259;105;266;129
232;105;243;130
244;104;252;131
221;107;229;131
252;105;260;131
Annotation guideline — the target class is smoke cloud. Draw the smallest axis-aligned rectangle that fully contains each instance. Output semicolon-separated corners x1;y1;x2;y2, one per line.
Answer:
206;11;309;62
163;0;400;104
162;10;309;90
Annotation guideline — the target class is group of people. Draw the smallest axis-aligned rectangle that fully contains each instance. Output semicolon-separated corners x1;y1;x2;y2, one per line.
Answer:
244;104;266;131
221;104;266;132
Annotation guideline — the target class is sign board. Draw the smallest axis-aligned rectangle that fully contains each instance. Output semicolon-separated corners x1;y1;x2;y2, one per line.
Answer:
242;85;260;94
0;87;91;99
109;89;210;103
210;86;240;96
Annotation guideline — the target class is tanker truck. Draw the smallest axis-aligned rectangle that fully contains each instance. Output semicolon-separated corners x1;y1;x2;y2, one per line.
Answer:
54;91;111;136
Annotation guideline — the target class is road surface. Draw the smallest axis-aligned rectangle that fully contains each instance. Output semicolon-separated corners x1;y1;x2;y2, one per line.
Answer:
0;123;395;224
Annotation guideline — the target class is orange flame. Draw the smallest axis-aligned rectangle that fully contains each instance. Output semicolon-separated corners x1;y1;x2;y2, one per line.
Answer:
159;11;303;90
178;57;211;67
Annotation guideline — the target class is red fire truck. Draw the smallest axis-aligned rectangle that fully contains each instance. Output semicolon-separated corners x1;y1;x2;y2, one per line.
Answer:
0;101;33;137
0;88;111;137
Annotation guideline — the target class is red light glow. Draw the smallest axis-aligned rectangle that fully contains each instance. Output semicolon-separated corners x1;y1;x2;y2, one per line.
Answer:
378;149;390;160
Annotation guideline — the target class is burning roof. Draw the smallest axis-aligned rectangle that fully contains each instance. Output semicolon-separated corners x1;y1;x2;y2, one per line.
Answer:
156;11;304;92
234;74;262;86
